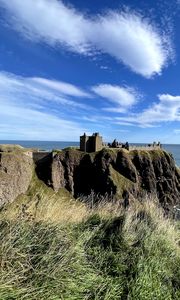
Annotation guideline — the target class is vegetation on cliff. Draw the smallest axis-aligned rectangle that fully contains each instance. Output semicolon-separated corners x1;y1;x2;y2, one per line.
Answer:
0;179;180;299
0;147;180;299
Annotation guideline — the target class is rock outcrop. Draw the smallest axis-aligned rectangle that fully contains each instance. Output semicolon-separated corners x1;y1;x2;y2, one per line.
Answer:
36;148;180;209
0;149;33;207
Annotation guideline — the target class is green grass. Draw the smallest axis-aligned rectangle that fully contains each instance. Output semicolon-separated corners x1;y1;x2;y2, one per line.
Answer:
109;165;134;197
0;187;180;299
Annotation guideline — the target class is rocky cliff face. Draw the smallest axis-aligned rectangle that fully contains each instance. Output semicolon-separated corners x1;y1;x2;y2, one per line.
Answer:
0;150;33;207
1;146;180;210
37;148;180;209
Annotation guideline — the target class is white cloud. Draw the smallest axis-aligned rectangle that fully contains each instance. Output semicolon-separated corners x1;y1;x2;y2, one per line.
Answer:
100;66;109;70
0;72;91;140
0;103;84;140
92;84;139;112
0;0;89;53
0;0;173;77
31;77;91;98
91;12;171;78
115;94;180;127
138;94;180;123
1;72;180;141
174;129;180;134
0;72;90;109
114;121;135;126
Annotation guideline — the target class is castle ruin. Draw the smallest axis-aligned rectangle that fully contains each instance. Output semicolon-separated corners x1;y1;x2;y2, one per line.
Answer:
80;132;103;152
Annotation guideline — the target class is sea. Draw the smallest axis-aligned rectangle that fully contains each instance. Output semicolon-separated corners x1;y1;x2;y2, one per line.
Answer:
0;140;180;167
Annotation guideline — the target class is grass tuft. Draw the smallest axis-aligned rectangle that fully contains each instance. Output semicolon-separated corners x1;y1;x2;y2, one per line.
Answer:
0;188;180;299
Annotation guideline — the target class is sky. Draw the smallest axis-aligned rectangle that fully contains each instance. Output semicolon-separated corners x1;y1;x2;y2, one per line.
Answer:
0;0;180;143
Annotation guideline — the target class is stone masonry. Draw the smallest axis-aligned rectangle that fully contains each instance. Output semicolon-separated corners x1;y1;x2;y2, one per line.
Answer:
80;132;103;153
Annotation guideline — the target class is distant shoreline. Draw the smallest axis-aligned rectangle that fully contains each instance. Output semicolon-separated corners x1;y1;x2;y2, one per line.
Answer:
0;140;180;166
0;140;180;145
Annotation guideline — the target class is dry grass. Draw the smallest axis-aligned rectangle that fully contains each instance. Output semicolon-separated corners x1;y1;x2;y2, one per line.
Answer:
0;181;180;299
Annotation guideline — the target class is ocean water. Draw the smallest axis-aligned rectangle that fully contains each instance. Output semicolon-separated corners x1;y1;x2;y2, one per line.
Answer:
0;140;180;166
0;140;79;151
163;144;180;167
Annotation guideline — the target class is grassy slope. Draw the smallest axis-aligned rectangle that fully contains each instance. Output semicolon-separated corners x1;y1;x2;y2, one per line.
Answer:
0;177;180;300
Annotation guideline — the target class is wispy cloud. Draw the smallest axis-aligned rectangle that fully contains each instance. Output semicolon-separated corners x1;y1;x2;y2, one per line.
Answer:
0;72;91;140
0;103;85;140
114;121;136;126
32;77;91;98
0;0;173;77
115;94;180;127
92;84;140;112
1;72;179;141
174;129;180;134
0;72;91;109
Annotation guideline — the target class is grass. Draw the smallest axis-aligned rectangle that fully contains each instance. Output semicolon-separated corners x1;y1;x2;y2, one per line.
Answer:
0;183;180;299
0;174;88;224
109;165;134;197
0;144;34;153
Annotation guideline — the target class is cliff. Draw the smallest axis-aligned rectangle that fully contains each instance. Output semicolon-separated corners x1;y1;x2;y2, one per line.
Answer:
0;146;33;207
36;148;180;209
0;146;179;299
0;146;180;210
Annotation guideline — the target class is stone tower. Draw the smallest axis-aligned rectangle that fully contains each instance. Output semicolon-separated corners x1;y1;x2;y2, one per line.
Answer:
80;132;103;152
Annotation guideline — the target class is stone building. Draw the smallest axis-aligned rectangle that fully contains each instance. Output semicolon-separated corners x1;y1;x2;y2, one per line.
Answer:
80;132;103;152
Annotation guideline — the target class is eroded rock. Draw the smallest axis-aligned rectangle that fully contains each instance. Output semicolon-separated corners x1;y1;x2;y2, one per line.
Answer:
0;151;33;207
39;148;180;209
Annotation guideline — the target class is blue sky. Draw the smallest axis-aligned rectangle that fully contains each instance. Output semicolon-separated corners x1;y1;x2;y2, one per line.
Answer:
0;0;180;143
